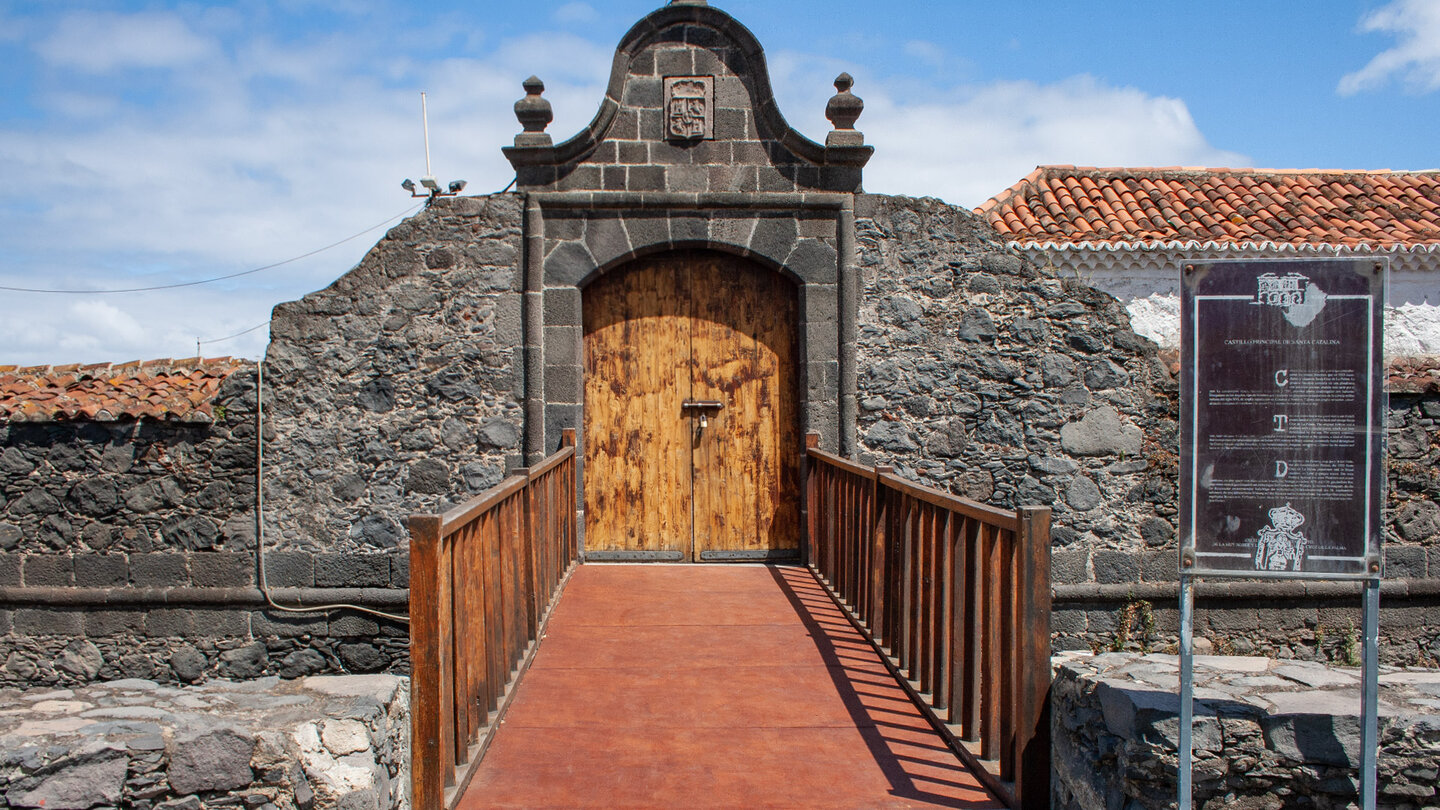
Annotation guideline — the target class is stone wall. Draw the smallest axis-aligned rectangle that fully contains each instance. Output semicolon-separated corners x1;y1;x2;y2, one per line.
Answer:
0;674;408;810
1;369;258;557
850;192;1440;665
261;193;525;553
1051;651;1440;810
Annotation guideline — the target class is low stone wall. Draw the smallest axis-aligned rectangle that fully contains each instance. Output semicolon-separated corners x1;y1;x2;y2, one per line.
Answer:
1052;651;1440;810
0;674;408;810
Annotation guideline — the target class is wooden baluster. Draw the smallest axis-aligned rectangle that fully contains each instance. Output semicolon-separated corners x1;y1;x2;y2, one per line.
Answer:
901;494;917;678
870;468;892;638
980;521;1001;761
999;527;1017;782
408;516;444;810
916;502;933;693
1015;506;1052;810
948;515;971;727
452;523;474;758
934;509;953;713
484;503;503;715
961;515;984;737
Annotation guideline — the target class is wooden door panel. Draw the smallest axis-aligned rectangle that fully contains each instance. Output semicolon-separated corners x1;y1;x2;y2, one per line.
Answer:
582;260;692;554
690;256;800;556
582;250;799;560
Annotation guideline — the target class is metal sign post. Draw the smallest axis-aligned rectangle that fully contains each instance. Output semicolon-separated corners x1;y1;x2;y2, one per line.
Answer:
1178;259;1386;810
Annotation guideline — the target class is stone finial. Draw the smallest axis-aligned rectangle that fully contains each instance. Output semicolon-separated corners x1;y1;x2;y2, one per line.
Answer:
825;72;866;148
513;76;553;148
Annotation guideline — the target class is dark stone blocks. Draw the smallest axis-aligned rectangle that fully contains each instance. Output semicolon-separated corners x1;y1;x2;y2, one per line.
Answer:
190;552;254;587
583;216;634;268
74;554;128;587
314;554;390;588
14;609;84;636
545;241;598;287
263;551;315;588
747;217;798;268
22;555;73;587
785;239;839;285
131;553;189;587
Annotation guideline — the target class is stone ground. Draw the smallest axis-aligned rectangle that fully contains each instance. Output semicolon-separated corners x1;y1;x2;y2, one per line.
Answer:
1052;651;1440;810
0;674;407;810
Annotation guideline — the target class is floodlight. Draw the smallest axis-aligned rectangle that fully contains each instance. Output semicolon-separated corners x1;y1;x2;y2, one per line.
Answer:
449;180;467;193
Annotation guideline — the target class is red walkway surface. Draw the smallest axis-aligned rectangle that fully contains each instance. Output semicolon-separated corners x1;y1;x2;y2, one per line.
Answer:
460;564;1002;809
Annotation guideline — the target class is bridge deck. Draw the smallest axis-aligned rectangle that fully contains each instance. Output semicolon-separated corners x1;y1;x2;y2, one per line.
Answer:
459;564;1002;809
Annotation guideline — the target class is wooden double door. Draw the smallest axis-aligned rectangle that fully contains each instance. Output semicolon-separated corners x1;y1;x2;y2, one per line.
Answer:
582;251;801;561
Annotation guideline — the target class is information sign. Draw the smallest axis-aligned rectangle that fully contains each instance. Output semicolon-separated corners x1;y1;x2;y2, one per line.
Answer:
1180;259;1385;579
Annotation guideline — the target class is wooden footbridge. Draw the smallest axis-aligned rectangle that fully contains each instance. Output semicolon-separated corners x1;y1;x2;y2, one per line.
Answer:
408;434;1052;809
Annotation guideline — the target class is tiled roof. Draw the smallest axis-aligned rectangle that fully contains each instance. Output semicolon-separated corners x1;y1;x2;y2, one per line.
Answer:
0;358;247;423
1157;349;1439;393
978;166;1440;249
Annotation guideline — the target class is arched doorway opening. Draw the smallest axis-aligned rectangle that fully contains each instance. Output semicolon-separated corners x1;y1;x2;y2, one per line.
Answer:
582;250;801;562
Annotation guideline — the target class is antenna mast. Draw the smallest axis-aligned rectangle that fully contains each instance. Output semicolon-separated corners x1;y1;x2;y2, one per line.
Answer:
421;92;433;178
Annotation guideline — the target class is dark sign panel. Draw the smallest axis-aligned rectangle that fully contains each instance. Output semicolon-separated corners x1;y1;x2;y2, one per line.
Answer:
1180;259;1385;579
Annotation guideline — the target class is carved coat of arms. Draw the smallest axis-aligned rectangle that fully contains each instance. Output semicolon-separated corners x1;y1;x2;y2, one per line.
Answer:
664;76;714;141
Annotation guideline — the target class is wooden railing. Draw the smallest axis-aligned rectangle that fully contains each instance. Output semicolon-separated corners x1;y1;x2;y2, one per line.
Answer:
805;434;1052;810
408;430;579;810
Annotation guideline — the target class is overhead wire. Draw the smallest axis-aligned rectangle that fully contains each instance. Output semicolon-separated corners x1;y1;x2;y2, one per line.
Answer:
0;203;423;294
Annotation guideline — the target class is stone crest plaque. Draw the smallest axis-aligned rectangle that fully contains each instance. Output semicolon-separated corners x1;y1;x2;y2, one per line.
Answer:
1180;259;1386;579
663;76;714;141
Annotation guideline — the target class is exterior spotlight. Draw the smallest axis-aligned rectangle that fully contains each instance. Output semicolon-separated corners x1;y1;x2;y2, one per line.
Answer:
400;93;467;201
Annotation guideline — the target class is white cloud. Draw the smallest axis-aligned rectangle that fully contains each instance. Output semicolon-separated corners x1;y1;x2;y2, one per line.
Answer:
35;11;216;73
769;54;1247;208
553;3;600;26
1339;0;1440;95
0;8;1242;366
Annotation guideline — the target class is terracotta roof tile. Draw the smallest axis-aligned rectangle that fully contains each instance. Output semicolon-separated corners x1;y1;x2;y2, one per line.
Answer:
0;357;247;423
977;166;1440;249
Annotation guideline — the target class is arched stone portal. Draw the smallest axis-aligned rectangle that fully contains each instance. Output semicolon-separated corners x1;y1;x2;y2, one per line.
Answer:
581;250;801;561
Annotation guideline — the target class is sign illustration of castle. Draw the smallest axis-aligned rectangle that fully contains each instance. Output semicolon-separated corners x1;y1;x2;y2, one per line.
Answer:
1253;272;1329;327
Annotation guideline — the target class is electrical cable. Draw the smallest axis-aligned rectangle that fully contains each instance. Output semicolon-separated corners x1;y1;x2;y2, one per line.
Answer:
1;203;423;294
199;320;272;346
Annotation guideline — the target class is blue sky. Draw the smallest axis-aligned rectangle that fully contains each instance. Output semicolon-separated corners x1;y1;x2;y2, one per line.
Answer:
1;0;1437;366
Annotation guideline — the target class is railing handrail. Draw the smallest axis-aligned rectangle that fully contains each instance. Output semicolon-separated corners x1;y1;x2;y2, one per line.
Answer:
805;438;1052;810
410;431;579;810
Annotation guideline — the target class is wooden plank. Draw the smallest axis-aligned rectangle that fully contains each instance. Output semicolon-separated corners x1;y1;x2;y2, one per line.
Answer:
870;467;893;639
999;528;1017;782
981;522;1001;761
407;515;444;810
484;506;503;714
1015;507;1053;810
690;253;800;558
934;510;953;713
582;253;692;555
962;518;983;741
439;476;527;538
876;470;1020;531
451;523;473;761
804;433;820;567
903;495;919;679
805;447;878;480
917;503;933;694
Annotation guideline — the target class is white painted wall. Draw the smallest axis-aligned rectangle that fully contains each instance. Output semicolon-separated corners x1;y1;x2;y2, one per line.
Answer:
1018;245;1440;356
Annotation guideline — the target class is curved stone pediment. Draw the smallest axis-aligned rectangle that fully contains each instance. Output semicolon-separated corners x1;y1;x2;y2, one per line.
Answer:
502;0;872;193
